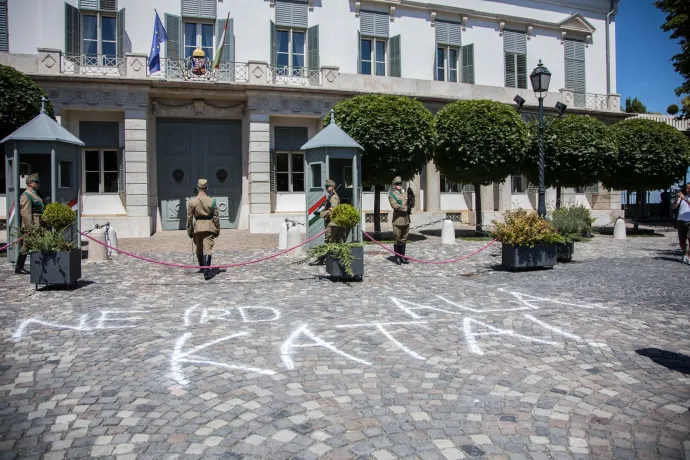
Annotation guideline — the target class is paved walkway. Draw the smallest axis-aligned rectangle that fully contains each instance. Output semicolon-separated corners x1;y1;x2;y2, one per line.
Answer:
1;230;689;460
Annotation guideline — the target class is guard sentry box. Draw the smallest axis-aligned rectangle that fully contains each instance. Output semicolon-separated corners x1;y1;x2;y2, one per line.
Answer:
301;111;363;249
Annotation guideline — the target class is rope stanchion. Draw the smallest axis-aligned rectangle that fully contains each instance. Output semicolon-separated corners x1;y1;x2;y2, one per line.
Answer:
363;231;497;265
0;239;20;252
79;230;325;270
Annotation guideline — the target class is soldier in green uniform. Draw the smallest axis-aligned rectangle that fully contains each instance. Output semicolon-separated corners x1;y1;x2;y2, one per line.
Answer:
187;179;221;280
388;176;410;265
311;179;343;265
16;173;45;274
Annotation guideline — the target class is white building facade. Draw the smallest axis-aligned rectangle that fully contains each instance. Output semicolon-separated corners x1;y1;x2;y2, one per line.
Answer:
1;0;625;237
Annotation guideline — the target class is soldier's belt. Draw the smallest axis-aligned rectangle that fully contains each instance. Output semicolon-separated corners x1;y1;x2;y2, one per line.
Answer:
195;216;213;220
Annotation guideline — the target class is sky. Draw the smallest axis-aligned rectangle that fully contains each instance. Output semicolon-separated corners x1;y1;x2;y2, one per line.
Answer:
616;0;684;114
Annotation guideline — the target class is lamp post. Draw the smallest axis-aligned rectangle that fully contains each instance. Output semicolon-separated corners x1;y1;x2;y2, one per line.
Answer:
530;60;552;218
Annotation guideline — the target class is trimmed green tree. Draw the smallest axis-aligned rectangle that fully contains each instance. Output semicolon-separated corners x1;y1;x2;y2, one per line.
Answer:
604;118;690;230
668;104;680;116
434;100;529;232
0;65;54;140
328;95;436;238
522;114;617;208
625;97;648;114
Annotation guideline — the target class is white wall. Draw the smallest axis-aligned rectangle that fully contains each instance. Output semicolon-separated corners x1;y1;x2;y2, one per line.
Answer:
6;0;613;96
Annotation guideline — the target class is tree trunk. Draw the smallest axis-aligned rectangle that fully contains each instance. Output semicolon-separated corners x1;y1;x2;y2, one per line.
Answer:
634;189;642;233
374;184;382;240
556;187;562;210
475;183;482;233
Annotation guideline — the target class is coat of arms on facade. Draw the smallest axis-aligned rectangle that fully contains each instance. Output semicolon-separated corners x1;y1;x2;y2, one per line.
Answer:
183;48;215;81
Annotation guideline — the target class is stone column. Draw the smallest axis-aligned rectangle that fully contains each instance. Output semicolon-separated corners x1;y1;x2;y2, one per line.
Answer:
545;187;557;211
248;112;271;214
124;110;149;218
410;173;422;211
480;184;494;212
425;162;440;212
497;177;512;212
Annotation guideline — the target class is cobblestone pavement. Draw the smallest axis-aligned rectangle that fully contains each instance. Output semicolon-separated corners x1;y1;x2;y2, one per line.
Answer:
1;230;690;460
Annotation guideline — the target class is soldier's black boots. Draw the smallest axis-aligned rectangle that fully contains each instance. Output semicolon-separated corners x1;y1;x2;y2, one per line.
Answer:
394;244;402;265
15;254;29;274
400;243;409;264
310;255;326;266
204;255;213;280
196;254;204;273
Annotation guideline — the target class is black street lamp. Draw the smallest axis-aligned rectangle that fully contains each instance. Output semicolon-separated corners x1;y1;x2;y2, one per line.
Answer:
514;60;567;218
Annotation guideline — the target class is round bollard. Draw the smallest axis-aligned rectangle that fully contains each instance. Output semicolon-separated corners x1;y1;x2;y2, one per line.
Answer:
106;226;118;256
286;226;304;258
613;218;627;239
278;223;288;250
87;228;109;262
441;219;456;245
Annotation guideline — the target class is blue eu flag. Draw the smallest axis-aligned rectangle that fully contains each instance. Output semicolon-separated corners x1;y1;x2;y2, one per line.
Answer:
148;11;168;73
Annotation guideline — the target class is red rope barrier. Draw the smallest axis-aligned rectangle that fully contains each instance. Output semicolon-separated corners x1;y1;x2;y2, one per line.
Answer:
362;231;497;265
79;230;325;270
0;240;20;252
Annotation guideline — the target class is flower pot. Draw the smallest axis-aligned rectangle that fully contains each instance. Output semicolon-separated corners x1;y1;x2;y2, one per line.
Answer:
501;243;557;270
556;242;575;262
29;250;82;287
326;246;364;281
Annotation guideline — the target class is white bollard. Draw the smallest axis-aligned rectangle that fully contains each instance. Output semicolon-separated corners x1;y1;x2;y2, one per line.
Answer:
106;226;118;256
87;228;109;262
278;222;288;250
613;218;627;239
441;219;456;245
286;226;304;258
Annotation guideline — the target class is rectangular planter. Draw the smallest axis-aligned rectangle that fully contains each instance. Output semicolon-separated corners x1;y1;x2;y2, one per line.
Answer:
326;246;364;281
502;243;557;270
557;242;575;262
30;250;82;287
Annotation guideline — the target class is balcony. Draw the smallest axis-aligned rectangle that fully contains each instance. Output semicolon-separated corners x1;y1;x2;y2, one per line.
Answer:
25;48;622;114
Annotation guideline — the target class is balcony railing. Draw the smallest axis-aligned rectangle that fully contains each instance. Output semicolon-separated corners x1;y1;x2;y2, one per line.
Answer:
151;58;249;82
62;54;127;77
573;93;609;110
267;66;321;86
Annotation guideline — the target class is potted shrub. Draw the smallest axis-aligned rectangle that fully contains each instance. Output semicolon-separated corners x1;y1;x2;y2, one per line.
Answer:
308;203;364;281
549;205;595;262
493;210;565;270
23;203;81;288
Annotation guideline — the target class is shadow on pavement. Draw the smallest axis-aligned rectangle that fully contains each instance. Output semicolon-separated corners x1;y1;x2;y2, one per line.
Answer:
636;348;690;375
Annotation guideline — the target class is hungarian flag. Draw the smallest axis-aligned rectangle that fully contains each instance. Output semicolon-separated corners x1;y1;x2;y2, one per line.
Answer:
8;200;15;225
308;194;327;227
212;12;231;69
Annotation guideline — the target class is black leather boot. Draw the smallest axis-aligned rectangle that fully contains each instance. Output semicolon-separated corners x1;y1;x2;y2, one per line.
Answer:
15;254;29;274
204;255;213;280
400;243;409;264
394;244;402;265
196;254;204;273
309;255;326;266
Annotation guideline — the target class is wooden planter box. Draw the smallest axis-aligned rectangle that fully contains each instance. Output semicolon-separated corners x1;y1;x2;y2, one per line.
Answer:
30;250;82;287
502;243;557;270
326;246;364;281
557;242;575;262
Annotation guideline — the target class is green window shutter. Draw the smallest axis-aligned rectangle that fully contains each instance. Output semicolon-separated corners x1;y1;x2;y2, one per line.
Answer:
307;25;319;71
461;43;474;84
565;38;586;106
117;148;125;194
516;53;527;89
181;0;198;17
275;127;292;150
357;30;361;74
389;34;401;77
276;0;307;28
504;52;516;88
504;30;526;88
270;20;276;68
270;149;277;192
436;20;461;46
216;18;234;62
360;10;388;38
65;2;80;57
165;14;182;61
290;127;308;150
292;0;308;28
79;0;98;10
80;122;119;147
199;0;216;19
433;39;438;81
0;0;8;53
116;8;125;58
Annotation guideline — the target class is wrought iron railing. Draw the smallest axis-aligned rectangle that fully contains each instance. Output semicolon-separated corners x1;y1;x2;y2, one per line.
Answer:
62;54;127;76
267;66;321;86
573;93;609;110
150;58;249;82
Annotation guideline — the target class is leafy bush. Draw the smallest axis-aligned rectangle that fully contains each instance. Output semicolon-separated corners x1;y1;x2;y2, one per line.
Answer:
42;203;76;231
330;203;360;230
550;205;594;242
0;65;55;140
307;242;364;276
493;210;565;247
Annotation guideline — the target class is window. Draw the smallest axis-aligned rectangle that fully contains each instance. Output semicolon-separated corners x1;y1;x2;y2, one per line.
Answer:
0;0;8;53
504;30;527;89
275;151;304;192
84;149;119;193
184;22;213;59
60;161;74;188
361;38;386;76
511;175;527;194
310;164;322;190
440;175;462;193
565;39;586;107
82;14;117;65
343;166;353;189
436;47;459;82
277;29;305;73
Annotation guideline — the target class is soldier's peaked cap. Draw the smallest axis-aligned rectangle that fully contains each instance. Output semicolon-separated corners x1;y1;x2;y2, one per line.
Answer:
325;179;336;187
392;176;402;184
197;179;208;188
26;173;39;184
